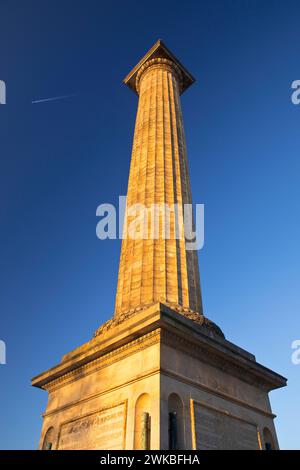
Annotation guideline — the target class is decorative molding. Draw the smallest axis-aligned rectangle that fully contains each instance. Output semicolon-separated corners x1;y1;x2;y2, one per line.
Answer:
45;329;160;392
135;58;183;93
43;355;275;421
161;329;276;391
45;324;279;395
163;302;224;338
93;303;156;337
94;301;224;339
123;39;195;94
43;368;160;418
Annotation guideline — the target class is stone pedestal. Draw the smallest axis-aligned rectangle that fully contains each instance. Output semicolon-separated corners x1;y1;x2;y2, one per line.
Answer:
32;303;286;450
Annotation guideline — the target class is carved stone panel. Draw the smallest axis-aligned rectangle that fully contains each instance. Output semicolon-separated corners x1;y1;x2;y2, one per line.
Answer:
57;401;127;450
191;400;260;450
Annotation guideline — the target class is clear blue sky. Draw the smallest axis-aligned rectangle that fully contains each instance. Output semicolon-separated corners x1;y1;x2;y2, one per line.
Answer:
0;0;299;449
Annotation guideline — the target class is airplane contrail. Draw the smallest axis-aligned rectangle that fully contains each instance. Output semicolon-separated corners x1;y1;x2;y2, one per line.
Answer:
32;93;76;104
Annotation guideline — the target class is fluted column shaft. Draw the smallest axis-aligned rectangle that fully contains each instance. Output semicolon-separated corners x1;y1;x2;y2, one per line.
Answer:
115;59;202;316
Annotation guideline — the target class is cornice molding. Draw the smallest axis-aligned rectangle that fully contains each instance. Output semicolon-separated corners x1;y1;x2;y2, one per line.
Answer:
43;369;160;418
45;329;160;393
161;329;280;391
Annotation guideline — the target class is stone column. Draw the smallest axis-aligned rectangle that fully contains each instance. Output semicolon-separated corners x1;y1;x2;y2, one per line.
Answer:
115;45;203;317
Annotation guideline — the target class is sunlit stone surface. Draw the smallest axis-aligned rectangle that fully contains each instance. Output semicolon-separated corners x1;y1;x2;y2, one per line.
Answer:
32;41;286;450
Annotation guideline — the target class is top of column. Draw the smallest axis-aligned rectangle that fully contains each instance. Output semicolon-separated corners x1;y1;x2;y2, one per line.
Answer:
123;39;195;95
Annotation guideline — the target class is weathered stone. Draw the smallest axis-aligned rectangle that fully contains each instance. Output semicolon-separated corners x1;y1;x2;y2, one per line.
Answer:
32;40;286;451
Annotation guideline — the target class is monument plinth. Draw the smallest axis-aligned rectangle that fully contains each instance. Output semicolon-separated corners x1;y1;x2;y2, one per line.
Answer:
32;40;286;450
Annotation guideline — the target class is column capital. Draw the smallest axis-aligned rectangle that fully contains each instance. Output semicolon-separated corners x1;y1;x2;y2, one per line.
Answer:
123;39;195;95
136;57;184;94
